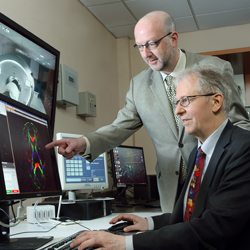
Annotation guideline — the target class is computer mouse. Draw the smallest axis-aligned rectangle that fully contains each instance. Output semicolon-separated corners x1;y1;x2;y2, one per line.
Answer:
108;221;133;232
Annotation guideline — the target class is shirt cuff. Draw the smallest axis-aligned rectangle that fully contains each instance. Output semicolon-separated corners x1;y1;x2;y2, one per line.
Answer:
125;236;134;250
146;217;154;230
125;218;153;250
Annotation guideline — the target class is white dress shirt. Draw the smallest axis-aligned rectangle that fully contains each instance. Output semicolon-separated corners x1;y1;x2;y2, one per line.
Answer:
160;49;186;83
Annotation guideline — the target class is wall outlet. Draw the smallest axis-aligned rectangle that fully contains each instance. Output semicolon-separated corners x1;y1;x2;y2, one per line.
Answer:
27;205;55;223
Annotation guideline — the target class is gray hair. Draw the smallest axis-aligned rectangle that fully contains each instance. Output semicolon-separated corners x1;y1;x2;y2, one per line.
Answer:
173;65;232;115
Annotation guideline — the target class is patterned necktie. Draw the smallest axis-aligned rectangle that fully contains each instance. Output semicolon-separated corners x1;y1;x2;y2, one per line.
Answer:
165;76;187;183
165;75;179;131
183;147;206;222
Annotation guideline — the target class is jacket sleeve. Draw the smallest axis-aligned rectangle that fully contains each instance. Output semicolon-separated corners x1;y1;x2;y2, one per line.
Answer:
84;78;143;161
222;61;250;130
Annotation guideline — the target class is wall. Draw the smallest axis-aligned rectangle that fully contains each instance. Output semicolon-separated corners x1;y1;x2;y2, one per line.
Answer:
0;0;120;212
1;0;120;136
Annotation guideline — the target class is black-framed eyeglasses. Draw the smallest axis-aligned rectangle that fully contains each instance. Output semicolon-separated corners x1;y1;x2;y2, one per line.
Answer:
134;32;172;52
174;93;216;107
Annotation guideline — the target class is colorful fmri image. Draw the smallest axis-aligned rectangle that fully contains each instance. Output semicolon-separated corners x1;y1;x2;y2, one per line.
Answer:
23;122;46;190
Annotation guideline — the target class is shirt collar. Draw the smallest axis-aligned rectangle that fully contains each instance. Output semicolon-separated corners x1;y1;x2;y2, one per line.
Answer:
160;49;186;80
198;119;229;157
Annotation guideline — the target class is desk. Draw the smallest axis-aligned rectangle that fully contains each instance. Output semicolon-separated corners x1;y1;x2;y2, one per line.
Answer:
10;209;162;249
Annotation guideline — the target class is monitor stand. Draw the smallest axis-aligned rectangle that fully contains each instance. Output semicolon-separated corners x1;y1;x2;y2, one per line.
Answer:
61;190;77;204
0;201;53;250
61;191;96;203
115;187;133;207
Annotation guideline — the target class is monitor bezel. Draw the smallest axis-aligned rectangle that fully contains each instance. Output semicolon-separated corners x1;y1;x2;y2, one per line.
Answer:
56;132;109;191
0;12;60;136
110;145;148;188
0;93;62;201
0;154;6;201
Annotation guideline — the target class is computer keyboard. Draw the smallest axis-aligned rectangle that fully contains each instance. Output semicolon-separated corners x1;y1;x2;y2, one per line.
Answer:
39;230;86;250
38;229;124;250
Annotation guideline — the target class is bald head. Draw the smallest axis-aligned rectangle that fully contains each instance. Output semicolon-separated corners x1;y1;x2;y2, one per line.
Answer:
134;11;179;74
135;11;175;38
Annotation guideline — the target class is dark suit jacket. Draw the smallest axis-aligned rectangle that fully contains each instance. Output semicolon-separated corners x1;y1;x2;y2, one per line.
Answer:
133;121;250;250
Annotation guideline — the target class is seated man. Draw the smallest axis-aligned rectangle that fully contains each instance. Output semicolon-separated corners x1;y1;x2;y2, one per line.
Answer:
70;65;250;250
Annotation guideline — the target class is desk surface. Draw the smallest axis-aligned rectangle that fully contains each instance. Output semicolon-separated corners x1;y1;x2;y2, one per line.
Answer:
10;209;162;249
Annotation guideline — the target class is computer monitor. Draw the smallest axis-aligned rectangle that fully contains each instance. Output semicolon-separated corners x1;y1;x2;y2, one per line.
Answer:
0;12;60;135
0;94;62;248
110;145;148;205
56;133;109;202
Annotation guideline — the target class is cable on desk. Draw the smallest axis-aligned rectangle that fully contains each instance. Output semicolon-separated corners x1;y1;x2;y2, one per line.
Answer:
10;220;64;237
0;208;17;224
56;195;62;219
10;201;17;223
0;200;23;228
73;221;91;231
10;219;92;237
0;200;20;224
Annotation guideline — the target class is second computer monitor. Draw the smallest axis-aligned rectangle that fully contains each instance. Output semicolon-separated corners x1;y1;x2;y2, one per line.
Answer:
110;145;148;188
56;133;108;202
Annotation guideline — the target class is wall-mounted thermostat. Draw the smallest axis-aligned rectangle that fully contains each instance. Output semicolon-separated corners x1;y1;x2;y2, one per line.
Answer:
76;91;96;117
57;64;79;107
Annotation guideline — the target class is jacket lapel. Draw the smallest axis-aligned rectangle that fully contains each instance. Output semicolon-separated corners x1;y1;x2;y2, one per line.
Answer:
192;121;234;218
149;71;179;139
169;147;197;223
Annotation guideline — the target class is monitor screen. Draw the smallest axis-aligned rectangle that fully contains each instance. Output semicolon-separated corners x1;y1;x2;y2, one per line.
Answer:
0;94;62;201
56;133;109;201
0;12;60;134
110;145;148;187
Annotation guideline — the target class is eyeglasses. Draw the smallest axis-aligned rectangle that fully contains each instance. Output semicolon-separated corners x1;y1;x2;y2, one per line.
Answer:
134;32;172;52
174;93;216;107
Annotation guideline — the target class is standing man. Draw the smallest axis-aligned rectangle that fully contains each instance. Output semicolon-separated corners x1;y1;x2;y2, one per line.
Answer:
70;65;250;250
46;11;250;213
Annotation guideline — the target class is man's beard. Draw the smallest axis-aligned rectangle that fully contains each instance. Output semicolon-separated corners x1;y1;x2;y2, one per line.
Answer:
147;49;175;72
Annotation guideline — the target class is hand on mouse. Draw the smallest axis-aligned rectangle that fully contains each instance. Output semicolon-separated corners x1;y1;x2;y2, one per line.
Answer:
109;213;149;232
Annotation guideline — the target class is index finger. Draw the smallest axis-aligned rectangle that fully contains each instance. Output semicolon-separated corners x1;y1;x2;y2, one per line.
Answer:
45;139;65;149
